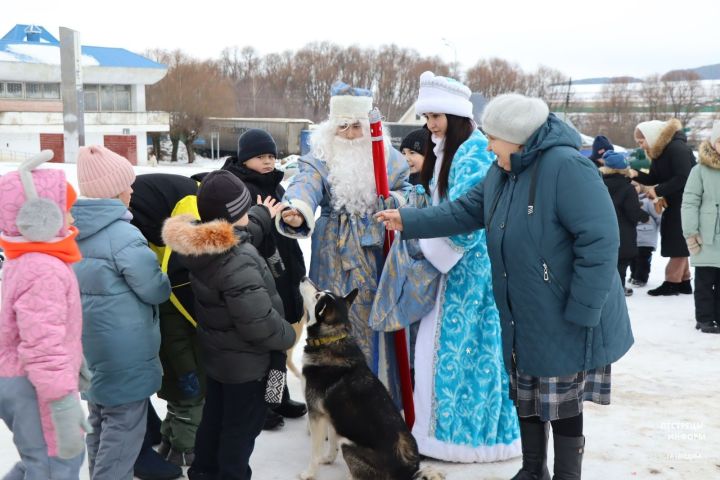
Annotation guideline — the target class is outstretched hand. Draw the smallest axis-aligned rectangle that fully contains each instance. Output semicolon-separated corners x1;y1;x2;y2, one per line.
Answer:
281;208;304;228
375;209;403;231
257;195;285;219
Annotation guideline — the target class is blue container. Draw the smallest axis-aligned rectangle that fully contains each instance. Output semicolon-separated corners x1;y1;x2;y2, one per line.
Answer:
300;130;312;156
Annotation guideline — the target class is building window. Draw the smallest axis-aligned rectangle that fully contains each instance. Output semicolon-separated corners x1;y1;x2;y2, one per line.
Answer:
4;82;23;98
43;83;60;99
0;82;60;100
100;85;115;111
85;84;132;112
115;85;131;111
84;84;98;111
26;83;43;98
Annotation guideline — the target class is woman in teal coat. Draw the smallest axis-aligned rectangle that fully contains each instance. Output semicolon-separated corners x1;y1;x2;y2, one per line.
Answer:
377;94;633;480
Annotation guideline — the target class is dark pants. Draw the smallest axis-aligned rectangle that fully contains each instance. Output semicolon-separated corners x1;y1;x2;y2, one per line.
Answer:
188;377;267;480
630;247;654;283
618;258;631;287
695;266;720;327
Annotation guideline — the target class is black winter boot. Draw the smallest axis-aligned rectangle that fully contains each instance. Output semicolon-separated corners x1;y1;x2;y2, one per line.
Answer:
696;322;720;334
262;409;285;430
134;445;183;480
273;382;307;418
511;420;551;480
678;279;693;294
552;435;584;480
647;281;679;296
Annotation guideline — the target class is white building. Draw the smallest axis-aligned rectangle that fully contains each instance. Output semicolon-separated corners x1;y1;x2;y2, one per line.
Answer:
0;24;168;164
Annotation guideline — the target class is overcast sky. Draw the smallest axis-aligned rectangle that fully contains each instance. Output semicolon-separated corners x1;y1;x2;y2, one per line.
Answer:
6;0;719;80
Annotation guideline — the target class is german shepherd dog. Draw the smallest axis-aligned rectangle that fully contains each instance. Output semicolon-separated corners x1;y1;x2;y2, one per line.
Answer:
299;278;444;480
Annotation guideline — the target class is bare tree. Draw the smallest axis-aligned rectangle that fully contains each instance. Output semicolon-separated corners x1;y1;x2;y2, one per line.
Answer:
466;58;526;98
661;70;703;126
147;50;237;162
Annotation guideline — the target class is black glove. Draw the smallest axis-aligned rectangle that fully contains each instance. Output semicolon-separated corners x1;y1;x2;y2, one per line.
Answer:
265;352;287;406
266;249;286;278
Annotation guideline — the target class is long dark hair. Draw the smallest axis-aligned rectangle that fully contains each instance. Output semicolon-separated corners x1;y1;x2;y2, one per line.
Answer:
420;114;475;199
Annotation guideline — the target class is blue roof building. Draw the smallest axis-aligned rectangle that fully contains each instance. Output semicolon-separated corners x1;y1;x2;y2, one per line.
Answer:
0;24;169;164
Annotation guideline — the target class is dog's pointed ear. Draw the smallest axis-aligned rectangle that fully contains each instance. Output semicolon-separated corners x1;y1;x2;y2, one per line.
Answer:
344;288;359;307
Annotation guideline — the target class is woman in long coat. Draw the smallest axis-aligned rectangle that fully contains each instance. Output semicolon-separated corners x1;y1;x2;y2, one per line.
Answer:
630;118;696;295
377;94;633;480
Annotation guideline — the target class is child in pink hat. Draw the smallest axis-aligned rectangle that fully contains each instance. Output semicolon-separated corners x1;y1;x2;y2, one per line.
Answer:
72;145;174;479
0;151;89;478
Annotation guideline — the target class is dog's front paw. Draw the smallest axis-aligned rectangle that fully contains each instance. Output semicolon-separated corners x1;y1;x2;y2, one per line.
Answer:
299;470;315;480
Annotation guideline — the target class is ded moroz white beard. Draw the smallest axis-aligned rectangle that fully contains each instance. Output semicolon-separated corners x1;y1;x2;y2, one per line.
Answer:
310;121;379;216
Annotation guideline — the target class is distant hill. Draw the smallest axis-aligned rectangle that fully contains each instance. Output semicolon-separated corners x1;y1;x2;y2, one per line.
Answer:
573;63;720;84
572;77;642;85
691;63;720;80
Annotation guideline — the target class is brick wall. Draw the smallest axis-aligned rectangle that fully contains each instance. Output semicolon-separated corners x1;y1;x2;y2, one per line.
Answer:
103;135;137;165
0;99;63;112
39;133;64;163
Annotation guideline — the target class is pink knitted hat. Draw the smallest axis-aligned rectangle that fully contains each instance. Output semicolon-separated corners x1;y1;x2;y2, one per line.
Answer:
77;145;136;198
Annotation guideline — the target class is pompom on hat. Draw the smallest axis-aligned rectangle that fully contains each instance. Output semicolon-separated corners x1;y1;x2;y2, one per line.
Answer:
480;93;550;145
329;81;373;121
77;145;136;199
415;71;473;119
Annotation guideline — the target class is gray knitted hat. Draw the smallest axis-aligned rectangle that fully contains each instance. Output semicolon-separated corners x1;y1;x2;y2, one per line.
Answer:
481;93;549;145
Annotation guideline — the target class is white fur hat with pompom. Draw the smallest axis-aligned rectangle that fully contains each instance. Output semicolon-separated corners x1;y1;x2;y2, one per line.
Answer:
415;71;473;119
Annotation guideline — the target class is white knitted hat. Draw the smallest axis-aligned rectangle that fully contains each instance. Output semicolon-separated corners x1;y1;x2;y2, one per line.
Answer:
480;93;549;145
415;71;473;119
710;120;720;145
635;120;667;148
635;120;667;149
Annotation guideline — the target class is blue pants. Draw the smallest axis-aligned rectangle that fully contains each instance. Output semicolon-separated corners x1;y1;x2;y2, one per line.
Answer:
0;376;84;480
188;377;267;480
86;398;147;480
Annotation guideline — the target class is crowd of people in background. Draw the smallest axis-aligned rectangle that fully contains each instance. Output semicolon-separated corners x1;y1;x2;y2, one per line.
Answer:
0;67;718;480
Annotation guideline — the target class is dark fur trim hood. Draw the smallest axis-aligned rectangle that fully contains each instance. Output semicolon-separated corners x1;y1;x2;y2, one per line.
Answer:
162;215;238;256
648;118;683;160
698;141;720;170
599;166;630;176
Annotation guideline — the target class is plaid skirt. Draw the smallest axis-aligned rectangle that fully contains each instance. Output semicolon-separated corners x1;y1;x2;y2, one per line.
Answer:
510;361;612;422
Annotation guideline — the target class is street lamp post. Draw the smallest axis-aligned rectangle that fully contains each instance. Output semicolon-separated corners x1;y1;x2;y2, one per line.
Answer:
442;37;458;75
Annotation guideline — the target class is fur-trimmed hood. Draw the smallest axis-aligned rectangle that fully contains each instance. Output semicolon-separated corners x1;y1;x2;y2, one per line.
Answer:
162;214;239;256
599;166;630;177
698;141;720;170
647;118;683;160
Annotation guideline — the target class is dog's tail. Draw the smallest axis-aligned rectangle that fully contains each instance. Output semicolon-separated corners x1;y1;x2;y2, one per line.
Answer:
413;466;446;480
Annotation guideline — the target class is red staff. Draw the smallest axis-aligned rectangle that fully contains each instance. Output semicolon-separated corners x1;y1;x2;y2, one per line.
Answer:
369;107;415;429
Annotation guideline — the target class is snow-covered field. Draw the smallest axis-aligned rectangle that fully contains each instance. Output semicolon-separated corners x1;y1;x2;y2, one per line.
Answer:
0;160;718;479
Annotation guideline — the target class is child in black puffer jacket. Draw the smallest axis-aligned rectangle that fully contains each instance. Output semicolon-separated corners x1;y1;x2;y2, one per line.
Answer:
221;129;308;429
162;170;295;479
600;150;650;296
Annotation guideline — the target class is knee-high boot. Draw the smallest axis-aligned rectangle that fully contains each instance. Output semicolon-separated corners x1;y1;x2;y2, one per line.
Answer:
511;420;551;480
552;434;584;480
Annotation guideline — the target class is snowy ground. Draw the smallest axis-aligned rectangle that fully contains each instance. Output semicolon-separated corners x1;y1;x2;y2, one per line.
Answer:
1;161;719;479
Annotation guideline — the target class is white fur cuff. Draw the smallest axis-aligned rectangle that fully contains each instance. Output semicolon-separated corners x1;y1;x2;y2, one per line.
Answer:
276;199;315;239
